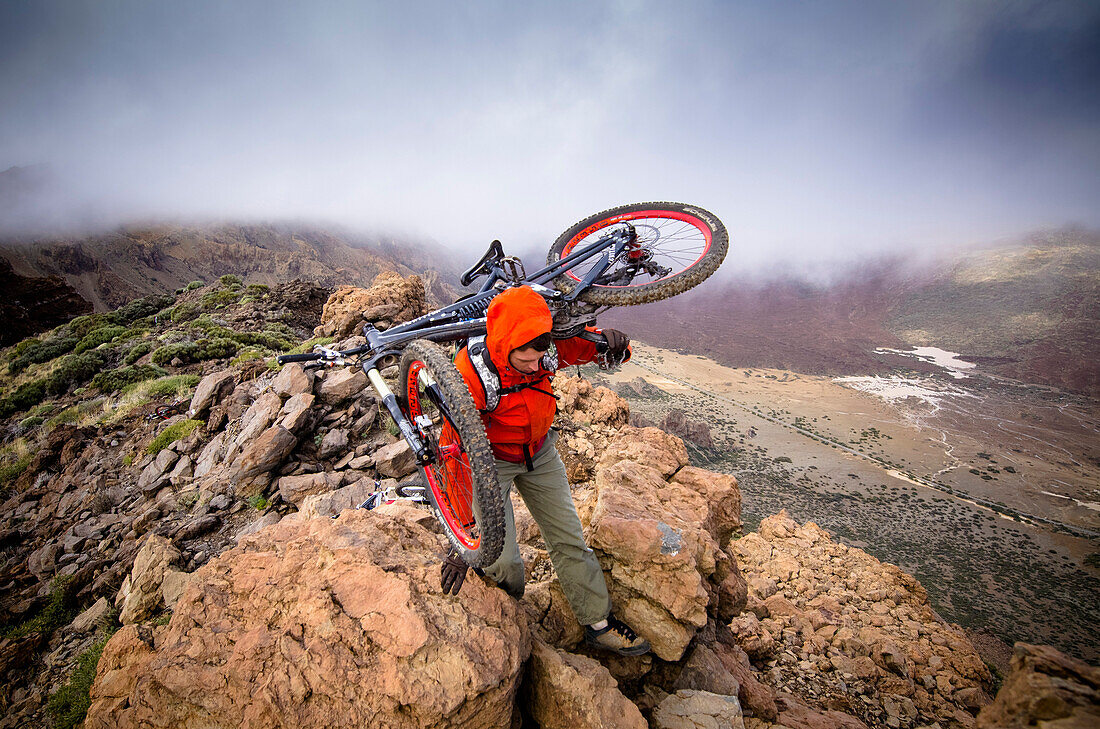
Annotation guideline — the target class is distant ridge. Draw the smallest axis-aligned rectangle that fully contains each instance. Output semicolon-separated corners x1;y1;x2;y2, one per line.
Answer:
605;228;1100;397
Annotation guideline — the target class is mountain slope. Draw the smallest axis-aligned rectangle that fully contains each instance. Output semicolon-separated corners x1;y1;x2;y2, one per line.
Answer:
0;223;459;314
605;229;1100;396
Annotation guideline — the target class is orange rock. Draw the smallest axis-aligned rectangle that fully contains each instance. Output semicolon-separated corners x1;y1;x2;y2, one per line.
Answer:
86;508;530;729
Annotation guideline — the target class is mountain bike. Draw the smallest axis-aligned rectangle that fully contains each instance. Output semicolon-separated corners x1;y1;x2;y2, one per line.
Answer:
276;202;727;569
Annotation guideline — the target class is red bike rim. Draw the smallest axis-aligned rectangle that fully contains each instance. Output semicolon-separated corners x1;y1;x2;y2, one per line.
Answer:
560;208;713;286
405;360;480;550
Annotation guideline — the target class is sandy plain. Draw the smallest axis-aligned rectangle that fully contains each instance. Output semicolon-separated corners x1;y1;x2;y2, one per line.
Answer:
584;343;1100;663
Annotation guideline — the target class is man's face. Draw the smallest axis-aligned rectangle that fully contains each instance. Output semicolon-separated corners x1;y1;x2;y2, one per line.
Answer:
508;345;544;374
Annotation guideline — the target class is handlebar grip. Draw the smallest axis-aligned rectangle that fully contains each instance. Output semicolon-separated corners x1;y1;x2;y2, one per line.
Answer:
577;329;608;350
277;353;322;364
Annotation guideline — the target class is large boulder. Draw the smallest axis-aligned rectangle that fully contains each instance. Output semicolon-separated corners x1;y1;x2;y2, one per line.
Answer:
277;471;342;508
652;690;744;729
315;272;427;339
374;439;417;478
976;643;1100;727
317;368;369;405
228;425;297;483
86;508;530;729
189;369;236;417
115;535;182;625
581;427;743;661
556;376;630;429
272;363;314;398
523;639;647;729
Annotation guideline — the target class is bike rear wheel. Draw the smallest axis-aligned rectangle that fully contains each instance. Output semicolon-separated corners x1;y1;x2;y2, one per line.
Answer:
399;340;504;568
547;202;728;306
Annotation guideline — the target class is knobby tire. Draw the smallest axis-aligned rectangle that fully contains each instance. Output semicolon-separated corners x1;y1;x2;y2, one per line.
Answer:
399;340;504;569
547;201;728;306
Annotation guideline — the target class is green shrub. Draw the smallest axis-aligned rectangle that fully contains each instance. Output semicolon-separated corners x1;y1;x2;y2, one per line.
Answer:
248;494;269;510
287;336;334;355
8;336;79;374
73;325;127;354
92;364;167;393
30;402;56;417
185;280;205;291
47;628;116;729
169;302;199;323
3;577;74;639
230;348;265;365
123;341;154;365
18;415;44;431
65;314;109;339
218;274;243;287
233;330;293;351
112;294;174;325
200;289;241;308
0;379;48;418
151;337;239;366
146;419;203;455
7;336;42;360
0;453;33;488
246;283;269;294
143;374;200;399
45;351;107;395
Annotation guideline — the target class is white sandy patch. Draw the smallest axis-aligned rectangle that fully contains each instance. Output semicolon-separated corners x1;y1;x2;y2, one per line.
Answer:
1042;491;1100;512
876;346;977;379
832;375;976;412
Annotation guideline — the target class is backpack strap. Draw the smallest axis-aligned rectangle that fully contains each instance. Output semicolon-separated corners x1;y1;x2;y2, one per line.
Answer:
468;336;561;413
467;335;501;412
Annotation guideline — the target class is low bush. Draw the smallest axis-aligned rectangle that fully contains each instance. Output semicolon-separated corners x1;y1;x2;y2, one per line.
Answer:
218;274;243;287
141;374;200;399
286;336;334;355
73;325;127;353
45;351;108;395
0;379;48;418
234;330;293;351
146;419;203;455
230;347;266;365
123;341;154;365
8;336;79;374
18;415;44;431
112;294;175;325
65;314;109;339
3;577;74;639
0;453;33;489
92;364;167;393
47;628;117;729
246;283;269;294
150;337;239;366
169;302;199;323
200;289;241;308
185;280;205;291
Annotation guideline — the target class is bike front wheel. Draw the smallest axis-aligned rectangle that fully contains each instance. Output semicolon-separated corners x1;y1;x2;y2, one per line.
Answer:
399;340;504;569
547;202;728;306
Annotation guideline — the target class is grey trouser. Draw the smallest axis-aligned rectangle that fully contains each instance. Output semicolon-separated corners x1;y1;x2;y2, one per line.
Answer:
482;429;612;626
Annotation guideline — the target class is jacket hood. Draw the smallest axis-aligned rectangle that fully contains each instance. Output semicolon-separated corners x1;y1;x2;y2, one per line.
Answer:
485;286;553;373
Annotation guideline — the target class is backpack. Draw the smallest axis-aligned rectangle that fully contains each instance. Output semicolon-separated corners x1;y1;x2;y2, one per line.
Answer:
466;335;559;412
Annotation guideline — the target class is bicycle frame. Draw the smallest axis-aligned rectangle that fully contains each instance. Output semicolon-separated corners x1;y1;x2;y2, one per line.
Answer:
277;225;635;468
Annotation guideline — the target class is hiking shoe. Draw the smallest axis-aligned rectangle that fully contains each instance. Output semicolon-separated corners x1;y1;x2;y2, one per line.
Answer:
584;615;651;656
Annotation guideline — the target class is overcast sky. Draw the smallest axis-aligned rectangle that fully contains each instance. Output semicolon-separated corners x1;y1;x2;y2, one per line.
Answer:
1;0;1097;272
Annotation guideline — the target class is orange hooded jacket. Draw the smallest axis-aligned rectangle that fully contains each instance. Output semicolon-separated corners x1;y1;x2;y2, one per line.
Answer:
455;286;629;464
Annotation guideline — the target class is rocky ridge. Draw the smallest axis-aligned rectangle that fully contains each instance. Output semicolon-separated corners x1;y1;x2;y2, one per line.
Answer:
0;276;1094;727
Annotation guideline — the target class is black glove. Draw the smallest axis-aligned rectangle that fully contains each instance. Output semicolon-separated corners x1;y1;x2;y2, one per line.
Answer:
602;329;630;355
441;549;469;595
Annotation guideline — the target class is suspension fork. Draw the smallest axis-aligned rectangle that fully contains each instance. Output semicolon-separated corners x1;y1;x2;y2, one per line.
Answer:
366;367;434;465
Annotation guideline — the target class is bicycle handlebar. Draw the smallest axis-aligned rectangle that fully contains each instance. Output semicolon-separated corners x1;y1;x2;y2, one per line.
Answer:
277;352;322;363
577;329;609;351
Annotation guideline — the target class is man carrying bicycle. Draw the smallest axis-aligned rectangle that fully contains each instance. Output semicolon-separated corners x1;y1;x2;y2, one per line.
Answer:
439;284;650;657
